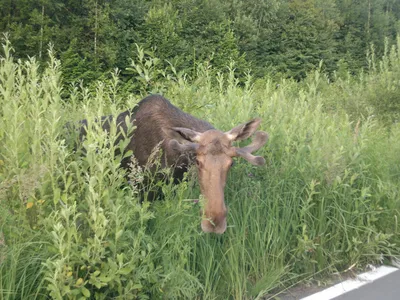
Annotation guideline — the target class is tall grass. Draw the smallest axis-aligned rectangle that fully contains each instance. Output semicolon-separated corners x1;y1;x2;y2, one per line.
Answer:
0;36;399;299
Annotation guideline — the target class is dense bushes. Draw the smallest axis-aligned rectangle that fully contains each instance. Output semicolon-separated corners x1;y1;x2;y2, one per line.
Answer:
0;38;400;299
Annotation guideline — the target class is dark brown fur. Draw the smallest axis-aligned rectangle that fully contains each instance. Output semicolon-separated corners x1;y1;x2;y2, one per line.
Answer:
78;95;213;178
77;94;268;234
123;95;213;174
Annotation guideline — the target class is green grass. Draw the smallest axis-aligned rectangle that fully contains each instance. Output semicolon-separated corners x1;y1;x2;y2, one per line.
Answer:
0;37;399;299
0;239;48;300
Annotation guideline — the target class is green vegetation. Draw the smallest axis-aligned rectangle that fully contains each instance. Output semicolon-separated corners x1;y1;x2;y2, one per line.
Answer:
1;28;400;298
1;2;400;299
1;0;400;85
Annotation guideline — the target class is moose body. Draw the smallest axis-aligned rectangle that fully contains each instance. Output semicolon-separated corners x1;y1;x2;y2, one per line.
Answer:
79;95;268;234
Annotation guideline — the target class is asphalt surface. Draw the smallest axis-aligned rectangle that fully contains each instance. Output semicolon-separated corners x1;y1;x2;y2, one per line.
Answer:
333;269;400;300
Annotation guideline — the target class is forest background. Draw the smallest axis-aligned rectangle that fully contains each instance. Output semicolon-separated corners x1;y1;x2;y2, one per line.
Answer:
2;0;400;85
1;0;400;299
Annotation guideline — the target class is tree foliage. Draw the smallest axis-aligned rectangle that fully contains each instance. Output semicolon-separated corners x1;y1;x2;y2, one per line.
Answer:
1;0;399;84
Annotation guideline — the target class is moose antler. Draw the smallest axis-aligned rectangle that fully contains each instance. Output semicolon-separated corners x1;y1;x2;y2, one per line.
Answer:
235;131;269;166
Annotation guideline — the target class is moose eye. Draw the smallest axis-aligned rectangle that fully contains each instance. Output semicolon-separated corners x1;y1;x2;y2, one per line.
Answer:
195;158;201;167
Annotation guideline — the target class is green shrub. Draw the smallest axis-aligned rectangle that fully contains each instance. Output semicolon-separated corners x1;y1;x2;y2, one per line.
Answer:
0;36;399;299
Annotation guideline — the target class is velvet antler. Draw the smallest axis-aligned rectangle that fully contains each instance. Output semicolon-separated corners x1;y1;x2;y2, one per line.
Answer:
235;131;269;166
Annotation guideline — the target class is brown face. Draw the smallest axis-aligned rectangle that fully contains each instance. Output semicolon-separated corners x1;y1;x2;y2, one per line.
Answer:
195;131;234;233
168;119;269;234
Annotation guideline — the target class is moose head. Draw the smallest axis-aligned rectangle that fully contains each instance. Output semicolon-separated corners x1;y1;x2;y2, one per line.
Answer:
168;118;268;234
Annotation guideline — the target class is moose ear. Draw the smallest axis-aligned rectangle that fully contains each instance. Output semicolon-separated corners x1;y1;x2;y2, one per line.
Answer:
168;127;202;143
164;127;200;154
226;118;261;141
169;139;199;153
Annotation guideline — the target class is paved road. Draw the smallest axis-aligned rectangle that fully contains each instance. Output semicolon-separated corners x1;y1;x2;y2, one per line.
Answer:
333;269;400;300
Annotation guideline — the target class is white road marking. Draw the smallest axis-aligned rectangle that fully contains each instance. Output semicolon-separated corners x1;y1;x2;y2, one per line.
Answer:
301;266;399;300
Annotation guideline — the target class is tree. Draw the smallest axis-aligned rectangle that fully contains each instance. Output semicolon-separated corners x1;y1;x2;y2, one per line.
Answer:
253;0;339;79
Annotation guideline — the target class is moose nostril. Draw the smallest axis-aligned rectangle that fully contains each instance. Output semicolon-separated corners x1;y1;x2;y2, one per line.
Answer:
214;223;227;234
201;220;213;233
201;211;227;234
201;219;227;234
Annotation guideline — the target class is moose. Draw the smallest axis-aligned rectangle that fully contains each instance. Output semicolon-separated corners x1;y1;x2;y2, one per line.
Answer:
78;95;268;234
